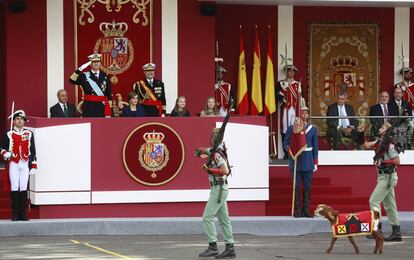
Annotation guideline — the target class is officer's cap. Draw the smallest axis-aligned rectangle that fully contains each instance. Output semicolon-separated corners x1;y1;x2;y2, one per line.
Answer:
143;63;156;71
284;64;299;72
301;105;309;112
9;110;27;121
88;53;102;62
400;67;413;74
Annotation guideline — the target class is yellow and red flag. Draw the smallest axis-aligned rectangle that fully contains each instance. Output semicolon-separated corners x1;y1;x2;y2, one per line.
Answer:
236;27;249;115
264;27;276;116
250;28;263;115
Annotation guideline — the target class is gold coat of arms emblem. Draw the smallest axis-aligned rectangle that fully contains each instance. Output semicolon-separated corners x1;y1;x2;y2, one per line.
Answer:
138;131;169;179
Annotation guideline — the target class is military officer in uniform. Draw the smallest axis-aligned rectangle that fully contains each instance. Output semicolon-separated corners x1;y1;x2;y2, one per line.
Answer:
283;105;318;218
215;66;231;116
69;54;112;117
358;122;402;242
395;67;414;126
196;128;236;259
276;64;304;158
133;63;166;117
1;110;37;221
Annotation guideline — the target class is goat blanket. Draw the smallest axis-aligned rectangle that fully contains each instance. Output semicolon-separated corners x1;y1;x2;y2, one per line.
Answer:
332;211;374;238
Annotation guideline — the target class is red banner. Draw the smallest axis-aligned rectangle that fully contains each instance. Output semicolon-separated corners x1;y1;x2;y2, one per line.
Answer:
74;0;153;110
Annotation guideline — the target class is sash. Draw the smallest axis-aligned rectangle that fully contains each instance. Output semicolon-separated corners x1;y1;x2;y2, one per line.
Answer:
84;94;111;117
85;72;105;96
139;80;157;101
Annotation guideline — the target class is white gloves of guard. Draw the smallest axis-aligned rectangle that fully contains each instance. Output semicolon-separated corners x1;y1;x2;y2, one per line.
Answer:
3;151;12;160
29;168;37;175
78;61;92;71
313;164;318;172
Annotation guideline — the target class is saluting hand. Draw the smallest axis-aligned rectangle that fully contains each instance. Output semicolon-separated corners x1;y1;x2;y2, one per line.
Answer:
78;61;92;71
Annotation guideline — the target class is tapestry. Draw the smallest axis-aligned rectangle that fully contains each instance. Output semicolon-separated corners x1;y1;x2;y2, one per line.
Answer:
74;0;153;114
332;210;374;238
309;23;380;135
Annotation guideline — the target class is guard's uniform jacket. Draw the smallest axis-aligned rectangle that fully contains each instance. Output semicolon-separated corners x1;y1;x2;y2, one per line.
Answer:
1;128;37;192
276;79;302;133
69;69;112;117
215;81;231;116
133;79;166;116
283;124;318;172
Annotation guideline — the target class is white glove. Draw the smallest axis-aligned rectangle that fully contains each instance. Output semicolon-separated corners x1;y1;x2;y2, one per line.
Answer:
3;151;12;160
78;61;91;71
29;168;37;175
313;164;318;172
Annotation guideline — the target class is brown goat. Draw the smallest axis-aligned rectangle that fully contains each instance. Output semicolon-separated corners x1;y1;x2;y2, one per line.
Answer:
314;204;384;254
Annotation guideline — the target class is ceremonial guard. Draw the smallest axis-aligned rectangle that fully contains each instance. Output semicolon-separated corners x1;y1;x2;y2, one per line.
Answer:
69;54;112;117
214;66;231;116
395;68;414;108
357;122;402;242
1;110;37;221
276;64;304;157
283;105;318;218
133;63;166;117
196;128;236;259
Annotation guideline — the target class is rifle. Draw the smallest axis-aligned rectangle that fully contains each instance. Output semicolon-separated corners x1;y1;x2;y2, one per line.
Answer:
206;98;235;167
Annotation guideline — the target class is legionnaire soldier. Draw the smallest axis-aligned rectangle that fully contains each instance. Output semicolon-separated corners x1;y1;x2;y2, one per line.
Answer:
276;64;304;157
215;66;231;116
196;128;236;259
69;54;112;117
283;105;318;218
1;110;37;221
133;63;166;117
358;122;402;242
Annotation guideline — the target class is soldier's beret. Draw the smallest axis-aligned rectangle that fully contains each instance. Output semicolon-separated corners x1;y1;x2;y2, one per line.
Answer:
400;67;413;74
9;110;27;121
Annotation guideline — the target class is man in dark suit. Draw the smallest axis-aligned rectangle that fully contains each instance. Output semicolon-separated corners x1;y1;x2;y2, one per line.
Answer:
133;63;166;117
68;54;112;117
369;91;398;138
389;86;413;149
326;92;358;150
50;89;77;118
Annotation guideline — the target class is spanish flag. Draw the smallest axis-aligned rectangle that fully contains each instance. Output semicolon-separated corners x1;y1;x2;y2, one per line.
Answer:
236;27;249;115
251;27;263;115
264;27;276;115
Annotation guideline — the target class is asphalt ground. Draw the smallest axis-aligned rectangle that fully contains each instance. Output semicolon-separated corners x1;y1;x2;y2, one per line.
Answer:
0;233;413;260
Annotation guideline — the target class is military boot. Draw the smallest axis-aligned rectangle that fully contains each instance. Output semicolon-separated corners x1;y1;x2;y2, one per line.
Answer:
199;242;218;257
302;188;313;218
293;190;302;218
384;225;402;242
10;191;19;221
367;222;382;239
18;191;29;221
215;243;236;259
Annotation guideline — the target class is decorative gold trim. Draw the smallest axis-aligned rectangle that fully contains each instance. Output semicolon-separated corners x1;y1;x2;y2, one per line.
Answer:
122;122;185;186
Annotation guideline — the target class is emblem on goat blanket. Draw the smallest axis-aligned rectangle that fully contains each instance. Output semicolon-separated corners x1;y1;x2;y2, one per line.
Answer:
123;123;185;186
332;211;374;237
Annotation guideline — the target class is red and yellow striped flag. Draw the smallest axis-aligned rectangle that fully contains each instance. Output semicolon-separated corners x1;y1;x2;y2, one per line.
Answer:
236;27;249;115
251;28;263;115
264;27;276;115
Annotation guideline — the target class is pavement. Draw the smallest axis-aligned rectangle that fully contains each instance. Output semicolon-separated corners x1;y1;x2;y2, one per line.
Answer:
0;233;413;260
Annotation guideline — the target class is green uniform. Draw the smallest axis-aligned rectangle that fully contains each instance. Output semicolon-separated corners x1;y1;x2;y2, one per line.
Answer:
202;149;234;244
369;142;400;225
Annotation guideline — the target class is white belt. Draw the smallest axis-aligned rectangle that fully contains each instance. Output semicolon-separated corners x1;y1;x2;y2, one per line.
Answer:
304;147;313;151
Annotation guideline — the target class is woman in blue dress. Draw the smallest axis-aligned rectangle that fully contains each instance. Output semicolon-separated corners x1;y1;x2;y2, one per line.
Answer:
121;91;146;117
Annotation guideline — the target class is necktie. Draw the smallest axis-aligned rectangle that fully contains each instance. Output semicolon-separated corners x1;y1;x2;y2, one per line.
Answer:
383;105;388;121
339;106;346;127
149;80;153;87
63;104;69;117
95;73;99;78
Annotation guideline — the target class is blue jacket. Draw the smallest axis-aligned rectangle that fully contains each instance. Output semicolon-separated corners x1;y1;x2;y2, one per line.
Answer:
283;124;318;172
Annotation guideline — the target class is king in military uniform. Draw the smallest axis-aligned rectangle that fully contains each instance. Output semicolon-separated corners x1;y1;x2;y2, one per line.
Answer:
215;66;231;116
133;63;166;117
69;53;113;117
1;110;37;221
196;128;236;259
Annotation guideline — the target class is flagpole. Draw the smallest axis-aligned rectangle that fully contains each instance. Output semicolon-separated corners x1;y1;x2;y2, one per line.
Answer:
269;115;277;158
291;159;297;216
